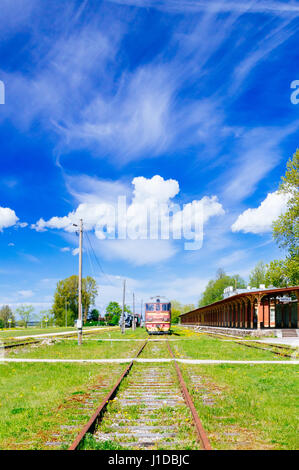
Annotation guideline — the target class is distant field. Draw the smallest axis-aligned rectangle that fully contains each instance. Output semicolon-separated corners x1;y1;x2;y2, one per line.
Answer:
0;362;124;450
182;363;299;450
0;325;115;339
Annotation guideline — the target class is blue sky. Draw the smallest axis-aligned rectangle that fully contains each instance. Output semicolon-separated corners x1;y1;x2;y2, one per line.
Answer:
0;0;298;316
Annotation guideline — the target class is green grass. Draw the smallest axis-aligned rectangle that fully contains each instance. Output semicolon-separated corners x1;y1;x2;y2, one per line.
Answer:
0;362;125;449
181;363;299;450
84;363;200;450
0;325;112;339
171;336;292;360
6;339;143;359
139;341;169;358
90;327;148;339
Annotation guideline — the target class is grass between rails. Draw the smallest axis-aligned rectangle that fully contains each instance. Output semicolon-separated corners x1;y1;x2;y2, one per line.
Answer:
0;362;125;450
181;363;299;450
5;339;143;359
139;341;170;358
171;336;293;361
81;363;200;450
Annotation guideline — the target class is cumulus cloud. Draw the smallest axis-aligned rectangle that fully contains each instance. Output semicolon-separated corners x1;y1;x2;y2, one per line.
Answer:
0;207;19;231
231;191;291;234
32;175;225;262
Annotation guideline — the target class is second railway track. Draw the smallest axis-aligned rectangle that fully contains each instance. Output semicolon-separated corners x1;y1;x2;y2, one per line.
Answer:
69;339;211;451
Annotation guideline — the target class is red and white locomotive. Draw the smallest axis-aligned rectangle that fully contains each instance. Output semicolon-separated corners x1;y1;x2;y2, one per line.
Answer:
145;297;171;334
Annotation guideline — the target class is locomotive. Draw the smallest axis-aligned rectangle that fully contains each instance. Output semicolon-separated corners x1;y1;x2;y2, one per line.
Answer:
145;297;171;334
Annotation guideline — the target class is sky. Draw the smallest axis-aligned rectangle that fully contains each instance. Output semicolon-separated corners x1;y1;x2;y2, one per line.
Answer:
0;0;298;317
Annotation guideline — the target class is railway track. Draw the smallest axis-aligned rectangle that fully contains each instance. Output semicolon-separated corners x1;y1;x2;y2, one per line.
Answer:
69;339;211;451
0;327;118;350
195;330;297;359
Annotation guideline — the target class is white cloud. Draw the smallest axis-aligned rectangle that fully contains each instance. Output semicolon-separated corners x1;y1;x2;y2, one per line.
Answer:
0;206;19;231
231;191;291;234
8;242;15;247
107;1;299;15
60;247;70;252
32;175;225;263
102;239;177;266
17;290;34;298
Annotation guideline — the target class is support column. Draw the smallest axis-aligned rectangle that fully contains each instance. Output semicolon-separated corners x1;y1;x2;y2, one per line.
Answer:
257;296;264;330
296;292;299;328
250;300;254;329
288;303;292;328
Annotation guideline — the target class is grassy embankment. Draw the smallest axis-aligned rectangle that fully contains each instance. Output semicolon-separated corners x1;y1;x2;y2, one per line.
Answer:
181;363;299;450
0;362;124;449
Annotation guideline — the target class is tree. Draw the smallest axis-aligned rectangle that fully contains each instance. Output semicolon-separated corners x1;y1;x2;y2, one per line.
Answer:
89;308;100;322
269;149;299;286
106;302;122;318
273;149;299;257
0;305;15;327
170;301;196;324
266;258;299;287
39;309;55;327
82;276;98;322
249;261;267;288
198;271;246;307
105;302;131;324
170;300;183;324
15;305;34;328
52;275;98;326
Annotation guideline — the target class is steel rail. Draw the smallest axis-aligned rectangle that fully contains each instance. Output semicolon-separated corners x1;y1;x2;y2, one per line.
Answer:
202;332;295;358
0;327;119;350
1;339;42;349
68;339;148;450
166;341;212;450
233;340;295;358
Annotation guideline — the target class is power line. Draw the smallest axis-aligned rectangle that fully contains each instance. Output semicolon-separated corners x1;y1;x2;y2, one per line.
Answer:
83;231;143;307
84;231;117;288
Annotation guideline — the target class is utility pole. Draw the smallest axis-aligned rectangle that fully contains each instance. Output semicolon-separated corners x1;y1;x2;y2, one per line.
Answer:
141;299;143;326
121;279;126;335
76;219;83;345
132;292;135;331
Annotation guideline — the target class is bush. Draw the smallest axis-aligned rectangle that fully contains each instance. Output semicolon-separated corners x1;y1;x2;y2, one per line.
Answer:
84;321;99;327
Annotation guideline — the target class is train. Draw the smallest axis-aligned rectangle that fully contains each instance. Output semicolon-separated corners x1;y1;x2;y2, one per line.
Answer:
144;297;171;334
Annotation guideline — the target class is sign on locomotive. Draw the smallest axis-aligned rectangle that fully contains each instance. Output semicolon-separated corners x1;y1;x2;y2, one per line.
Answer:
145;297;171;334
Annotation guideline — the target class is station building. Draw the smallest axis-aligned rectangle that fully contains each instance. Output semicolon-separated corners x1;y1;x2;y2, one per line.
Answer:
180;285;299;331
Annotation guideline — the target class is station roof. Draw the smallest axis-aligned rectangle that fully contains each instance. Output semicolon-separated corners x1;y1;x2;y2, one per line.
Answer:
179;286;299;317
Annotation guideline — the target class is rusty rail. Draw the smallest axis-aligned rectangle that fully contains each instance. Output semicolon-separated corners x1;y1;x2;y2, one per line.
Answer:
203;332;295;358
1;339;42;349
166;341;212;450
68;339;148;450
233;340;295;358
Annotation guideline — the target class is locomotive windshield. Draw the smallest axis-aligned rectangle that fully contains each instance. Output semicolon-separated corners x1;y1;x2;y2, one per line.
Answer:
146;303;170;311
